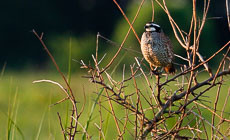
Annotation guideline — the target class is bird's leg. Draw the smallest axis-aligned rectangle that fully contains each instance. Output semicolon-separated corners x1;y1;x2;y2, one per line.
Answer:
150;65;160;75
163;72;168;81
160;67;168;80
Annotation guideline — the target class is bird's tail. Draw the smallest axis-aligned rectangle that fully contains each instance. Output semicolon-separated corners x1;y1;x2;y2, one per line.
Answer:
164;63;175;74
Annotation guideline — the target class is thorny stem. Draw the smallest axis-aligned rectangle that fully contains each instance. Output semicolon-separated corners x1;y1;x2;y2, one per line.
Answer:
156;75;163;106
92;54;123;138
33;30;78;139
80;0;230;139
160;41;230;87
131;66;145;138
178;0;198;131
33;0;230;138
57;112;66;140
140;70;230;138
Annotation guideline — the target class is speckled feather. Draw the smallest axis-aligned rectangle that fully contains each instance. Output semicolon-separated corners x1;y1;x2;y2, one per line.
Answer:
141;28;174;73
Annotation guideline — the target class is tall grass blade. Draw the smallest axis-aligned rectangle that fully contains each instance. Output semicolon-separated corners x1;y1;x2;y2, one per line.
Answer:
68;36;72;85
11;100;19;139
103;112;110;138
82;88;104;140
64;37;73;136
7;101;13;139
5;112;25;140
35;110;46;140
5;88;24;140
7;87;18;140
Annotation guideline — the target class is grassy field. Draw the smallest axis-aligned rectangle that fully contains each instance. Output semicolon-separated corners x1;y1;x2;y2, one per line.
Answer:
0;71;87;139
0;71;229;139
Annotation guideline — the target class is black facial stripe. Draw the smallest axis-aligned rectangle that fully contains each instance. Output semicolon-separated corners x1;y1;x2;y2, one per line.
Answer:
149;25;154;27
144;22;162;32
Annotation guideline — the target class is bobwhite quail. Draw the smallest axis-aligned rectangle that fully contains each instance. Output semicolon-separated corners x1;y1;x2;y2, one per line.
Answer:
140;22;175;74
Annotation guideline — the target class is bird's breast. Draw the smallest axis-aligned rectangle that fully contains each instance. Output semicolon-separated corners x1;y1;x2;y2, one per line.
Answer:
140;32;172;67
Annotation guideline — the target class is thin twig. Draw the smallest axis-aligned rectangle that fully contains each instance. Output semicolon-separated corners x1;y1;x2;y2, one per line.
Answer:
32;30;74;100
33;30;78;139
57;112;66;140
141;70;230;138
151;0;154;22
112;0;141;44
33;80;70;98
226;0;230;31
100;0;145;74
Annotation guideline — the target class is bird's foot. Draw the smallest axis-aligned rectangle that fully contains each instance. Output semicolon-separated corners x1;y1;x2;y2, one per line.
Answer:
151;69;161;76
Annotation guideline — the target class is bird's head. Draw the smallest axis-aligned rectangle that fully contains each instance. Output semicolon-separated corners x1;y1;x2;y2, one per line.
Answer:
144;22;161;32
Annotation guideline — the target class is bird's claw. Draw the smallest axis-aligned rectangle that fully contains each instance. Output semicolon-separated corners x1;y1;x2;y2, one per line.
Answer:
151;69;161;76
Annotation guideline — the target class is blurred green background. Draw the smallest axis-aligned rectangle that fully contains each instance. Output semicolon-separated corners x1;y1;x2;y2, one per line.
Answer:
0;0;229;139
0;0;229;70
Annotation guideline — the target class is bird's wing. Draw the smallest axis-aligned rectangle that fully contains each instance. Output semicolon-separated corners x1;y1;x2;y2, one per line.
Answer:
160;32;174;60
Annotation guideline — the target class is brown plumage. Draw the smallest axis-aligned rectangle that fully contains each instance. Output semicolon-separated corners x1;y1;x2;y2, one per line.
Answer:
140;22;175;74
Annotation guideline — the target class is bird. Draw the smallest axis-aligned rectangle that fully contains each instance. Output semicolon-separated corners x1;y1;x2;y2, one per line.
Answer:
140;22;175;74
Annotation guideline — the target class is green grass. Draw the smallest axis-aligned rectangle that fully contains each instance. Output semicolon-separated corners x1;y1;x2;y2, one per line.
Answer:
0;71;229;139
0;72;89;139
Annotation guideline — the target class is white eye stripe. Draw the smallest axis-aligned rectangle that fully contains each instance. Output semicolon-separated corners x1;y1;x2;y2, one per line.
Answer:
146;23;161;28
146;27;156;32
146;23;152;26
151;24;160;28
